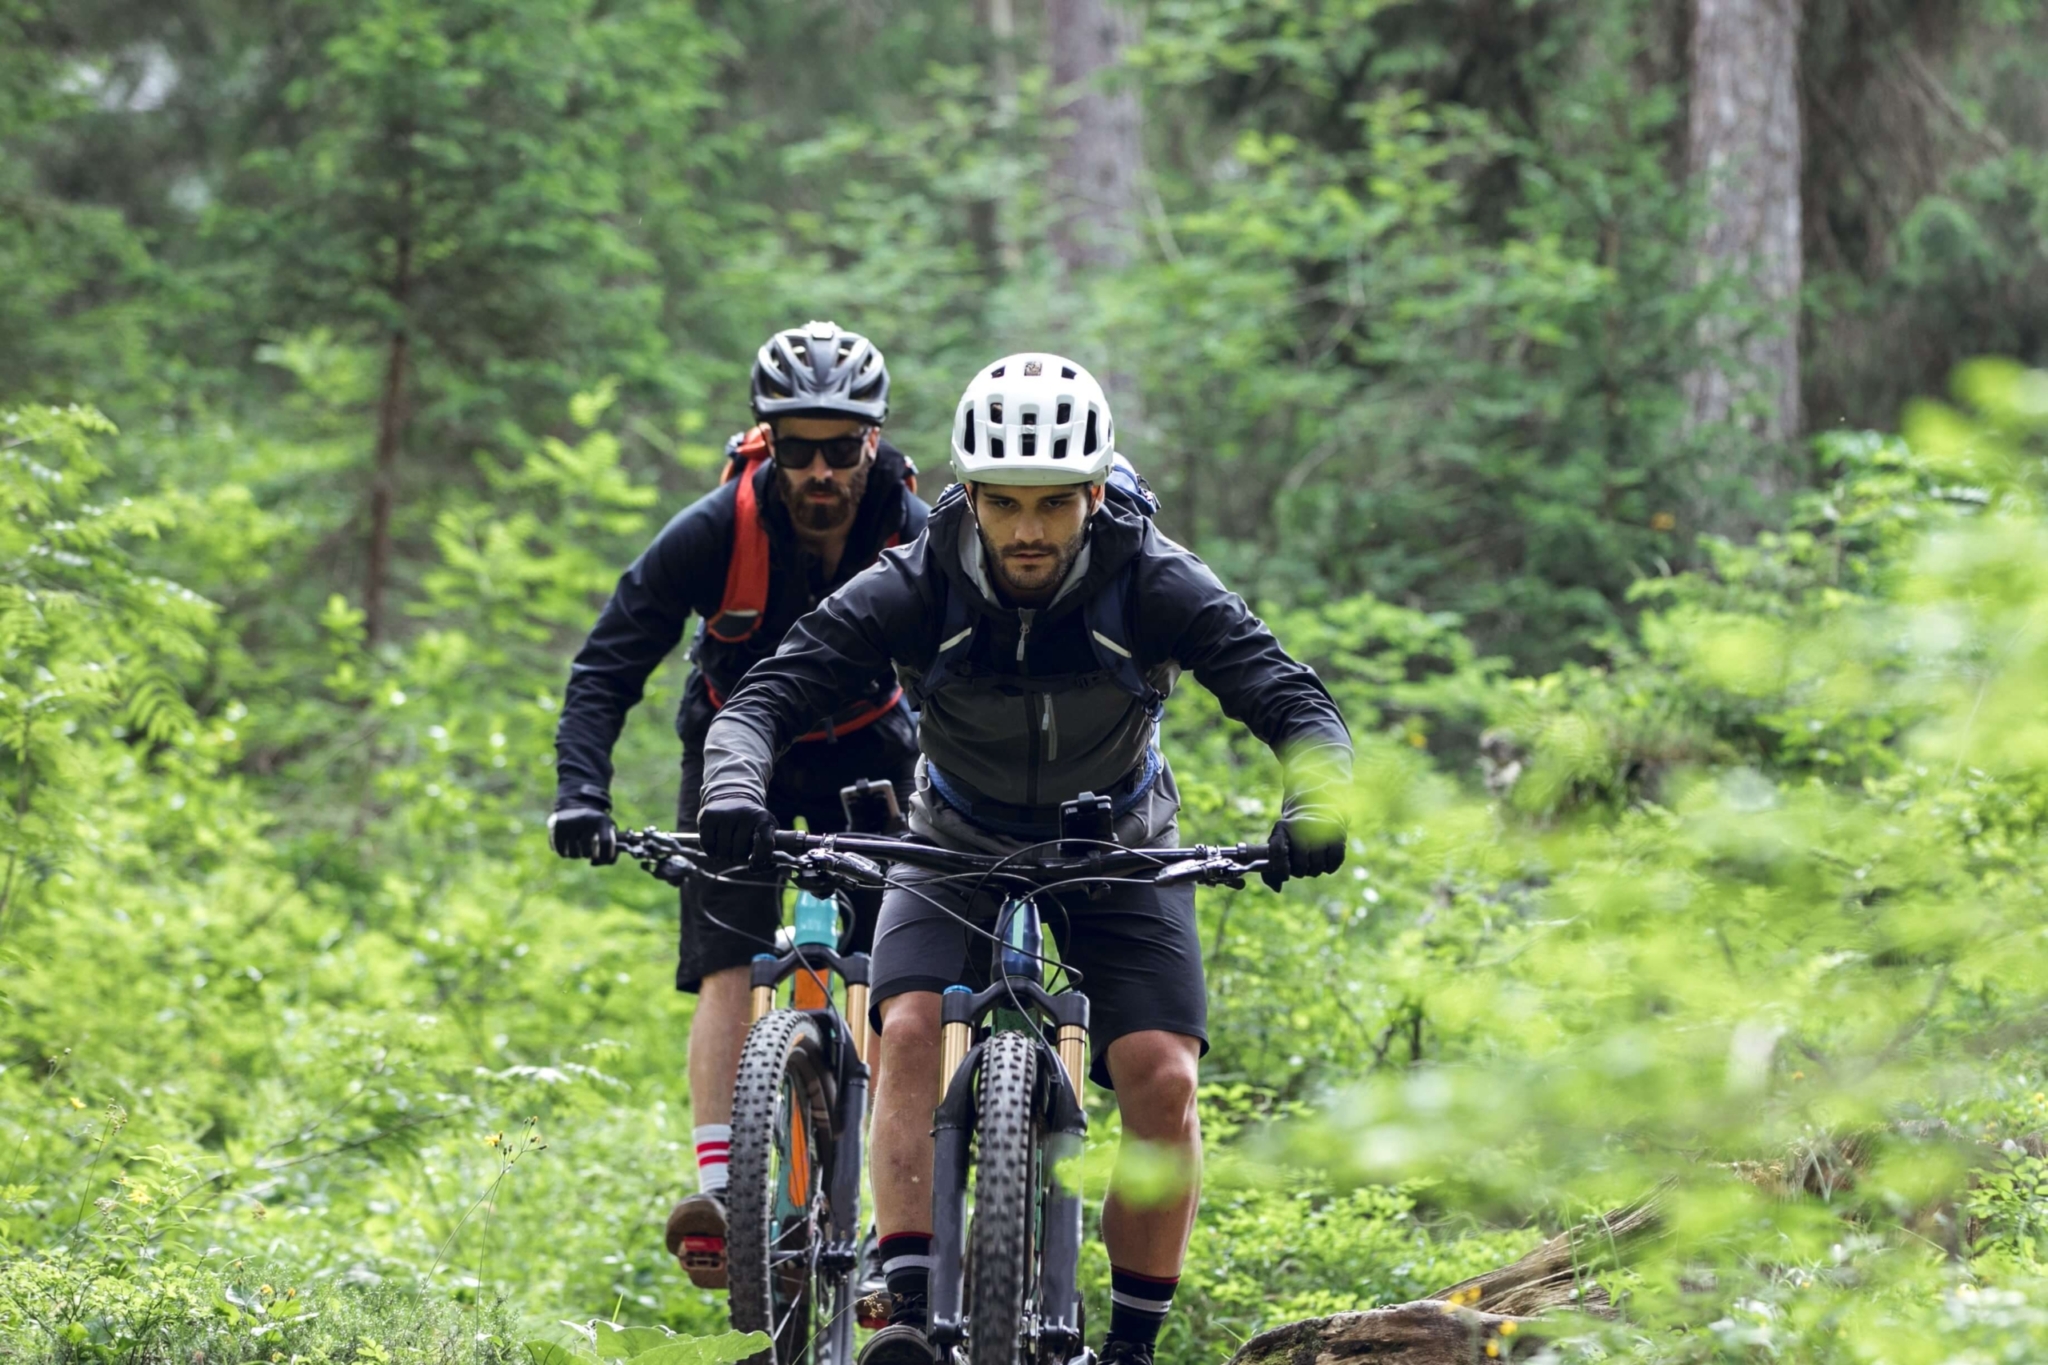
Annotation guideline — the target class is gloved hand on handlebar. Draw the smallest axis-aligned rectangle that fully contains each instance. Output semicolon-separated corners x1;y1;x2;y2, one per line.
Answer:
698;794;778;869
549;803;618;865
1262;807;1346;891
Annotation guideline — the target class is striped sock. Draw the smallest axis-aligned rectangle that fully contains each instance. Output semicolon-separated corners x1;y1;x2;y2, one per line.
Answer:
1108;1266;1177;1348
880;1231;933;1316
693;1124;731;1195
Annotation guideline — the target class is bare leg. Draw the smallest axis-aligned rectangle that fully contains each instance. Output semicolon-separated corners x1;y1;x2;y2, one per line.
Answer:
687;965;754;1126
1100;1031;1203;1277
872;991;942;1235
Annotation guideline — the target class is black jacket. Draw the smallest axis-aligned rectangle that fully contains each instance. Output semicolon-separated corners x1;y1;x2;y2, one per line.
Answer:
553;438;927;809
700;489;1352;817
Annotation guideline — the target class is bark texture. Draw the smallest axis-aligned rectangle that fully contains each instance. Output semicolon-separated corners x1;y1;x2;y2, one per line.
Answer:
1225;1194;1664;1365
1046;0;1143;276
1684;0;1804;464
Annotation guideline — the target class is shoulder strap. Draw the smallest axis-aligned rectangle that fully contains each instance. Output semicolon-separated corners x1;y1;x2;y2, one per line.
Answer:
1083;559;1164;715
915;571;977;702
705;426;774;642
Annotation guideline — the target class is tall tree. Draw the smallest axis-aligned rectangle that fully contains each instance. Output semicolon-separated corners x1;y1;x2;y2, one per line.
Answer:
1046;0;1143;277
216;0;710;644
1684;0;1805;482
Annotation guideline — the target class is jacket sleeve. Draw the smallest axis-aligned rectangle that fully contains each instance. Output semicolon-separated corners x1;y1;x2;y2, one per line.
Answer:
700;545;933;808
553;493;729;807
1139;534;1354;816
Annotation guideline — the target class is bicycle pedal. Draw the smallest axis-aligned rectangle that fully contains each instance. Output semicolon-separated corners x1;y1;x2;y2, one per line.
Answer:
855;1291;894;1330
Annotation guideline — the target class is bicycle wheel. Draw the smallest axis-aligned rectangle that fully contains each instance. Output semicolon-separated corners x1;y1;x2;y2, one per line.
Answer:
728;1009;852;1365
966;1030;1042;1365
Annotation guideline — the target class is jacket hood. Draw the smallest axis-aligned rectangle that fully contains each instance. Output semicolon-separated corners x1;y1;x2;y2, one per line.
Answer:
927;485;1148;624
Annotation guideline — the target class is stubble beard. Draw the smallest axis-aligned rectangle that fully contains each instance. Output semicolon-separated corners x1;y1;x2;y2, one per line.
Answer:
983;525;1085;602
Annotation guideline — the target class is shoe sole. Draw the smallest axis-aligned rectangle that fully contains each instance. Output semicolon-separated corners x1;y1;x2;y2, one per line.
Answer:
665;1201;729;1290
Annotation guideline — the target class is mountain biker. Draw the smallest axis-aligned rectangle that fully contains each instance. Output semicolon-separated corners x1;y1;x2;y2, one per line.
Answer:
695;354;1352;1365
548;321;927;1290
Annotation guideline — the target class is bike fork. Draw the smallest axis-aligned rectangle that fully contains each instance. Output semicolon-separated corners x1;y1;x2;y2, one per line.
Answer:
1037;1128;1085;1359
927;1036;979;1351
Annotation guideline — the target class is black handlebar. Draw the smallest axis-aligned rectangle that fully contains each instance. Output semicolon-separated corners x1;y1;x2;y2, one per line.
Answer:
613;827;1271;890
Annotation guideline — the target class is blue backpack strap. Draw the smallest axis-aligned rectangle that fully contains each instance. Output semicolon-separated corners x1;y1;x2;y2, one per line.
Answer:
1082;561;1163;716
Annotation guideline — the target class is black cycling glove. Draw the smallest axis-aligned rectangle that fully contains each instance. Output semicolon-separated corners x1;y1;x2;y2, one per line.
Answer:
1263;811;1346;891
549;804;618;865
698;795;777;868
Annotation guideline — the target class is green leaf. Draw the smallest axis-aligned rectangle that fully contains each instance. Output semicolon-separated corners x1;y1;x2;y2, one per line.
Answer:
629;1333;773;1365
526;1342;590;1365
592;1325;673;1359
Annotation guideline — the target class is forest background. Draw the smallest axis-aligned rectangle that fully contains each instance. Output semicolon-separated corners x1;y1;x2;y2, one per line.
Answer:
6;0;2048;1360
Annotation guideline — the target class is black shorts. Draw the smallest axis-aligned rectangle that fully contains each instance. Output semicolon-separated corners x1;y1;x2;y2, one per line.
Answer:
868;870;1208;1090
674;702;917;992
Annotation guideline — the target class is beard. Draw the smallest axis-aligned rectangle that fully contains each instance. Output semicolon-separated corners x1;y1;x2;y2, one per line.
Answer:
983;525;1086;602
780;462;869;533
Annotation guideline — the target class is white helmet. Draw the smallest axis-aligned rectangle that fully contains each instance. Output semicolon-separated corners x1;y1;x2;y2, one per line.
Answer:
949;353;1116;486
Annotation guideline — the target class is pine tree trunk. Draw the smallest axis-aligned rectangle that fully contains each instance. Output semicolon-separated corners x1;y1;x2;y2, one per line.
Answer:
364;234;412;648
1684;0;1804;491
1046;0;1143;276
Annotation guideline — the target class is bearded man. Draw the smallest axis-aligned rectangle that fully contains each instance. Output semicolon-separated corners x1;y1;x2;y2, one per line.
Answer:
547;321;927;1288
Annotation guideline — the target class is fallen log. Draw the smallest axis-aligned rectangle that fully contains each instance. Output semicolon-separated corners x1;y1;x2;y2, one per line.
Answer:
1225;1192;1664;1365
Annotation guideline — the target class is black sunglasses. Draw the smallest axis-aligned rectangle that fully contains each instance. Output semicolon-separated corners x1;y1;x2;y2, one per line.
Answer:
772;431;871;471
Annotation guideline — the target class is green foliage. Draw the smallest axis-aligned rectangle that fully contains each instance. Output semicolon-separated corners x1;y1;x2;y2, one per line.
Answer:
6;3;2048;1362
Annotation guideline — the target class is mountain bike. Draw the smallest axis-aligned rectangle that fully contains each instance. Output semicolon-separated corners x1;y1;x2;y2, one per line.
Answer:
620;800;1269;1365
618;779;905;1365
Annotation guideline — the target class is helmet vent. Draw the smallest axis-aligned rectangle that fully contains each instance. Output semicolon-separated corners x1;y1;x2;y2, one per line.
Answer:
1061;365;1077;379
1021;432;1037;457
763;377;791;399
790;340;810;363
1021;408;1037;426
963;410;977;454
1053;436;1069;460
990;365;1006;379
989;401;1004;424
990;436;1006;459
1083;409;1099;455
1056;401;1072;425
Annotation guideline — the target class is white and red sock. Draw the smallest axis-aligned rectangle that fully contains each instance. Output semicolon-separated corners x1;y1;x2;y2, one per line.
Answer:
693;1123;731;1196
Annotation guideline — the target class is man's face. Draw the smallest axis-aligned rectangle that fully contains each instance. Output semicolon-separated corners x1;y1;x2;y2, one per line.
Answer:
772;416;876;533
969;481;1105;602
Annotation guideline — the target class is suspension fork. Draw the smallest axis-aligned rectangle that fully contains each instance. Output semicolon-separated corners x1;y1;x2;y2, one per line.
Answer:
927;1002;983;1351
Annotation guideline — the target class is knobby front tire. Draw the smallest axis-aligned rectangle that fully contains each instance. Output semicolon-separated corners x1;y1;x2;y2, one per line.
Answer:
966;1030;1042;1365
727;1009;853;1365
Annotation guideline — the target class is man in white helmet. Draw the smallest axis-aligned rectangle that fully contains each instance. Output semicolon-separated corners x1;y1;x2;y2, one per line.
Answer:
697;355;1351;1365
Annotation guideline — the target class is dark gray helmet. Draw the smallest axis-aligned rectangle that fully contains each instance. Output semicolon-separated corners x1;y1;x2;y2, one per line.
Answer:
750;320;890;424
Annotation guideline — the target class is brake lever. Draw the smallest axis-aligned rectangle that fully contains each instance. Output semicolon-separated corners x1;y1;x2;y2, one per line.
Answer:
1156;856;1249;889
796;849;886;891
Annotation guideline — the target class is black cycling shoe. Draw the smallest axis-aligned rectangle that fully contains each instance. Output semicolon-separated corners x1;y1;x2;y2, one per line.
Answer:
856;1322;936;1365
1096;1341;1154;1365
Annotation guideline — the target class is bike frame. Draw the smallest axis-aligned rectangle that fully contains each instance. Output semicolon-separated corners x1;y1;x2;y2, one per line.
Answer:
926;895;1091;1361
746;887;872;1284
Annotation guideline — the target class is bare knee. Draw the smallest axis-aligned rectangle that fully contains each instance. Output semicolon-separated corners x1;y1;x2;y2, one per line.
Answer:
697;964;751;1010
1105;1031;1201;1143
879;992;942;1059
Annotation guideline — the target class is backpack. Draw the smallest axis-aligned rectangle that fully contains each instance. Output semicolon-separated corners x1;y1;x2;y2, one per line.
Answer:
700;423;913;742
916;455;1165;715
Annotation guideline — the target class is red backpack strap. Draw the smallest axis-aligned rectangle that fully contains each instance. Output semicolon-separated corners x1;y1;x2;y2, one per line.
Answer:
705;427;774;642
